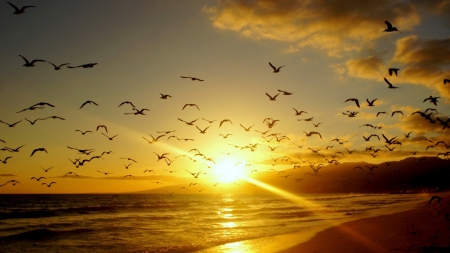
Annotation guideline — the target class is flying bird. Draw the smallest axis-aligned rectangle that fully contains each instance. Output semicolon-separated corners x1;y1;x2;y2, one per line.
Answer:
160;93;172;99
63;172;79;179
384;20;401;33
264;92;280;101
47;62;70;70
269;62;285;73
42;182;57;187
182;104;200;110
366;98;377;107
7;2;35;14
345;98;360;108
102;133;119;140
388;68;399;76
31;177;46;181
219;119;232;127
180;76;204;81
0;156;12;164
75;130;93;135
96;125;108;133
293;108;307;115
423;95;440;106
384;78;399;89
67;63;97;68
80;100;98;109
30;148;47;157
19;55;45;67
118;101;135;108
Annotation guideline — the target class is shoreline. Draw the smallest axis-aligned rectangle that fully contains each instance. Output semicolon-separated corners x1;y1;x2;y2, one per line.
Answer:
277;192;450;253
195;193;446;253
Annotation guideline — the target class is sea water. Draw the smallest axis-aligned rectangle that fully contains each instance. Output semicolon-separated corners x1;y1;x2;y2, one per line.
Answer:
0;193;421;253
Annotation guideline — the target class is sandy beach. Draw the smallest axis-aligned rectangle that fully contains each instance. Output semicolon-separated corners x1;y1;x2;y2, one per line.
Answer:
277;193;450;253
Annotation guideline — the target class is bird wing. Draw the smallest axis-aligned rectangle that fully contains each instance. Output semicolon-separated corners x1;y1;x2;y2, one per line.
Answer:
269;62;276;71
7;2;20;11
384;20;393;29
384;77;393;87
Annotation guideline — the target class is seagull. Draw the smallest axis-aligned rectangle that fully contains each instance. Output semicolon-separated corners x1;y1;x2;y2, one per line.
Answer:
376;111;387;117
391;111;404;117
25;118;41;125
278;89;293;95
32;102;55;108
30;148;47;157
67;63;97;68
182;104;200;110
143;169;155;174
178;118;198;126
196;125;210;134
47;62;70;70
42;116;65;121
160;93;172;99
118;101;135;108
293;108;307;115
240;124;254;131
423;95;440;106
304;131;322;139
265;92;280;101
384;20;401;33
16;106;45;113
42;182;57;187
63;172;79;179
366;98;377;107
102;133;119;140
31;177;46;181
80;100;98;109
39;166;53;172
75;130;93;135
444;79;450;85
154;152;169;161
269;62;285;73
219;119;232;127
125;108;150;115
429;196;442;204
123;175;135;179
345;98;360;108
19;55;45;67
0;157;12;164
384;77;399;89
180;76;204;81
96;125;108;133
388;68;399;76
97;170;113;175
7;2;36;14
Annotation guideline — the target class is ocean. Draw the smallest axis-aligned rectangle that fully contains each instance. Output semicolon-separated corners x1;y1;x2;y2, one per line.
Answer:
0;193;422;253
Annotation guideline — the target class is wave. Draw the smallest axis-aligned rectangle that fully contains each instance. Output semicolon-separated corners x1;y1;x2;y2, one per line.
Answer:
0;228;93;241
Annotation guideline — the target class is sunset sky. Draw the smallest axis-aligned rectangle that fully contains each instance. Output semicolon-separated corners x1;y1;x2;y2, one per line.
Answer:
1;0;450;193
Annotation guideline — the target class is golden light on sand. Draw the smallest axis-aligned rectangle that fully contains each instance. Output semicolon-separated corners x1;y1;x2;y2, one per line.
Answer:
213;159;246;183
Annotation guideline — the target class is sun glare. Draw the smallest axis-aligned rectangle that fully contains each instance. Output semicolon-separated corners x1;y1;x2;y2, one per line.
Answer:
213;159;246;183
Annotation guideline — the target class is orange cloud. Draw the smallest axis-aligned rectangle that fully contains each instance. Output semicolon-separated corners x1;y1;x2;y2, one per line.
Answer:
205;0;420;56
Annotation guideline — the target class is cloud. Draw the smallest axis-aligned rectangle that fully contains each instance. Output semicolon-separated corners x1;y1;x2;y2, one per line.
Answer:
0;174;18;177
391;35;450;98
204;0;420;57
346;55;385;80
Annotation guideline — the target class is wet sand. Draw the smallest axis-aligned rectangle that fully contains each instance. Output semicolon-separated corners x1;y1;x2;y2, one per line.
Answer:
277;192;450;253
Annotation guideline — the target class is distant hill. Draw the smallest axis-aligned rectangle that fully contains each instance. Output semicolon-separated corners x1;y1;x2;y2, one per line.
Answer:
133;156;450;194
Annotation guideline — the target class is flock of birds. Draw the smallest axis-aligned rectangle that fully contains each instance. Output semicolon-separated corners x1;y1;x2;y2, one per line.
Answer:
1;3;449;196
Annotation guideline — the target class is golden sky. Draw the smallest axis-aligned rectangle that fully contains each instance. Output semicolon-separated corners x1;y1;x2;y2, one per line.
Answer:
1;0;450;193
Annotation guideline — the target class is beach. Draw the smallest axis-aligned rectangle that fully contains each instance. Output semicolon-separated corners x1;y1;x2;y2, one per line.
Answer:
276;193;450;253
196;193;450;253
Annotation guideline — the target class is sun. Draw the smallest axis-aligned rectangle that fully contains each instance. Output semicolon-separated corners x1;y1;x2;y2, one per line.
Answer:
212;159;246;183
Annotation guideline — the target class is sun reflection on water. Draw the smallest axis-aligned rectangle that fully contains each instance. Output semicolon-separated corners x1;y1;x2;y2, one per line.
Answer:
221;221;236;228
